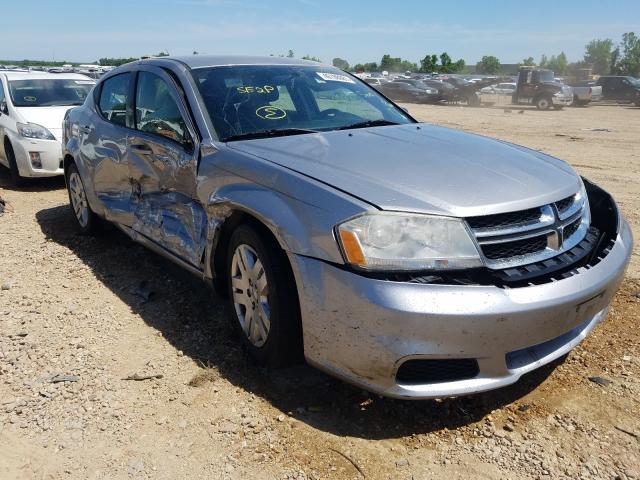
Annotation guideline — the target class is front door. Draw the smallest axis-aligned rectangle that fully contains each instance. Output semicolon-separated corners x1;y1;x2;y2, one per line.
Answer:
128;66;207;267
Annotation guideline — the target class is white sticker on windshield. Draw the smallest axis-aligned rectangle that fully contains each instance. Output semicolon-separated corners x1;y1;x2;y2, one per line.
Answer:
316;72;355;84
74;80;95;85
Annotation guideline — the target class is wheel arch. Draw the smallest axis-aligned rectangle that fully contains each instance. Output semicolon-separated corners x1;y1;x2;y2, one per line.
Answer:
204;184;347;297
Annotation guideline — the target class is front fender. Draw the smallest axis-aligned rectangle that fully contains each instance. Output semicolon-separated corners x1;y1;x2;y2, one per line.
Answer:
205;182;345;267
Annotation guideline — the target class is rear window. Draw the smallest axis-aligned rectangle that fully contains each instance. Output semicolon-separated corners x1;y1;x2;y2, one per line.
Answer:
8;78;94;107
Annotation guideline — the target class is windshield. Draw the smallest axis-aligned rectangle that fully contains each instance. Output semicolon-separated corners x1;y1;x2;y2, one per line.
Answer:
191;65;412;141
9;78;94;107
626;77;640;87
538;70;555;83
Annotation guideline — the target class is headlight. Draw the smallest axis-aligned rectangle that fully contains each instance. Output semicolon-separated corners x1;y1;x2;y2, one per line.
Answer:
16;122;55;140
337;213;483;271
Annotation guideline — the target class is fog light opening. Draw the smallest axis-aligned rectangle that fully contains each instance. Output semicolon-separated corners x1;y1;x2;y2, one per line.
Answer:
29;152;42;169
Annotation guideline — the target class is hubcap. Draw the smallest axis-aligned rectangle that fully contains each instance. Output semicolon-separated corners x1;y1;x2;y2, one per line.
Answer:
68;172;89;227
230;244;270;347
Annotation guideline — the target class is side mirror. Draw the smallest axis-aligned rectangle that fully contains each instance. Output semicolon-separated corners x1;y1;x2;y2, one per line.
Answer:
0;99;7;115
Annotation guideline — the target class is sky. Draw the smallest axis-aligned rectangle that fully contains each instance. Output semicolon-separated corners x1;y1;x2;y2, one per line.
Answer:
2;0;639;65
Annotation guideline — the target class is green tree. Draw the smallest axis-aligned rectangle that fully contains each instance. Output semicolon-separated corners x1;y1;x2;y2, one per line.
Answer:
379;54;417;72
353;62;378;72
156;51;169;57
287;49;295;58
547;52;568;75
539;54;549;68
332;57;350;70
302;54;322;62
476;55;501;74
420;54;438;73
521;57;535;66
438;52;465;73
584;39;614;75
613;32;640;76
98;57;138;66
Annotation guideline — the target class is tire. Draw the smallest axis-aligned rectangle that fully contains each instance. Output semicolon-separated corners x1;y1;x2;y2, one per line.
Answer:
226;223;302;366
5;141;25;187
535;95;552;110
467;93;480;107
65;162;100;234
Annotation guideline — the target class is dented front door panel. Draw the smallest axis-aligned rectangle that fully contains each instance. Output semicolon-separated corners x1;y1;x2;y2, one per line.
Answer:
127;66;207;268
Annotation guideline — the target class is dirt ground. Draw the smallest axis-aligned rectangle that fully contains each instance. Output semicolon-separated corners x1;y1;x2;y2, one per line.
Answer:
0;104;638;480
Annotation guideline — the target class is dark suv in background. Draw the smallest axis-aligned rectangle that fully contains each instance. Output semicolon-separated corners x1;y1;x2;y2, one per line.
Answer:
596;76;640;106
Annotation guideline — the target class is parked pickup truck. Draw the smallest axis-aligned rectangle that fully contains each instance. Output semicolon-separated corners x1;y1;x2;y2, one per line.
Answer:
513;67;573;110
568;81;603;106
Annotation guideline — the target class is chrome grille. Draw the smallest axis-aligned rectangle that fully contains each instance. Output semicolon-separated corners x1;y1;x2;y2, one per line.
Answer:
482;235;547;260
467;208;542;229
467;191;591;269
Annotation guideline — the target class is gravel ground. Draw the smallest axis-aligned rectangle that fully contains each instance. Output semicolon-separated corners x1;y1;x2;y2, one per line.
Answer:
0;104;639;480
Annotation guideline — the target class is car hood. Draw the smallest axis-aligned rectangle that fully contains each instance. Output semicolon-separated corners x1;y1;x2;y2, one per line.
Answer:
15;106;76;140
228;123;581;217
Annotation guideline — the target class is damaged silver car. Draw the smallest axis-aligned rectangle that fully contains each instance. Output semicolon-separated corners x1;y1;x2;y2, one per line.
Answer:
62;56;632;399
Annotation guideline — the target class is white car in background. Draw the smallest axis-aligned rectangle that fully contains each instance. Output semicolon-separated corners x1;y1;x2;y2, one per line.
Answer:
479;82;517;105
0;71;95;185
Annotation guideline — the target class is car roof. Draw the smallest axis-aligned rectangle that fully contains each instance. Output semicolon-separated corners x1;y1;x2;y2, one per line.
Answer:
146;55;326;69
1;71;95;81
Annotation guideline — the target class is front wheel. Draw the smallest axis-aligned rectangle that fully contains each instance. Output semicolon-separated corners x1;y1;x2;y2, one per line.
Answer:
66;163;100;234
226;224;302;366
535;96;552;110
5;142;25;187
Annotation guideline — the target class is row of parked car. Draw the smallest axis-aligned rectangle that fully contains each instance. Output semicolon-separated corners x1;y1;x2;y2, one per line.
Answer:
361;69;640;110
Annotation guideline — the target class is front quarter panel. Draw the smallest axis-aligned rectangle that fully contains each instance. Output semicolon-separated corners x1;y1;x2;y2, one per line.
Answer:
197;144;372;266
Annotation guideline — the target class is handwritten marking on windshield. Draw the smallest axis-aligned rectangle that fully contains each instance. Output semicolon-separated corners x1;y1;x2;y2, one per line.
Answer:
256;106;287;120
238;86;275;94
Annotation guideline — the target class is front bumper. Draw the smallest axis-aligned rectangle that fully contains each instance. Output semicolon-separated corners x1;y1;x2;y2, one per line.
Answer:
553;93;574;106
289;218;632;399
9;131;64;178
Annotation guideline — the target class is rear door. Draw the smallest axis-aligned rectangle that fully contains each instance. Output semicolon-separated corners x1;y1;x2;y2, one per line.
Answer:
87;72;134;225
128;66;206;267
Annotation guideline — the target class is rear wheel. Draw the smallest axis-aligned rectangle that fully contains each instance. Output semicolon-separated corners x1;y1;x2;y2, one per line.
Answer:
535;95;552;110
5;142;25;187
226;224;302;366
66;162;99;234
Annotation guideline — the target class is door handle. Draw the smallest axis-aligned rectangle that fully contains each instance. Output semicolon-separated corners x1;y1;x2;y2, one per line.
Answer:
130;144;153;155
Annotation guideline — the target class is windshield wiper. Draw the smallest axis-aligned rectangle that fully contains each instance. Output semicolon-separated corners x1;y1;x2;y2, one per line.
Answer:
224;128;318;142
336;119;400;131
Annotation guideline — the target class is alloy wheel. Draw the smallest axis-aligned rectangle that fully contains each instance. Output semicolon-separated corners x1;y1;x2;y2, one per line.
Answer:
230;244;271;347
68;172;89;227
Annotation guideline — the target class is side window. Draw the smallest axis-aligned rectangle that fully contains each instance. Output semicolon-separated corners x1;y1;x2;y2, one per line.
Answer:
135;72;189;145
98;73;130;126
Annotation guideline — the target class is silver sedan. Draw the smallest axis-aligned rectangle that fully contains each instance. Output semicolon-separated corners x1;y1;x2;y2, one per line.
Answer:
62;56;632;399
